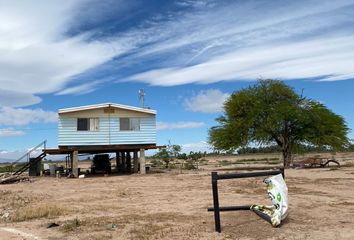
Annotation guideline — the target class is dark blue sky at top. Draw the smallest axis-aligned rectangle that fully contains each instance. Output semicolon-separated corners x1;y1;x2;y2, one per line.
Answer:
67;0;197;39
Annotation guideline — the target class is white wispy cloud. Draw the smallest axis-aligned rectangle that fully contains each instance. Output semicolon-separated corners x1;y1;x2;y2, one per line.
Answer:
184;89;229;113
0;128;25;137
130;36;354;85
0;0;130;106
55;80;103;95
0;89;41;107
157;121;205;130
125;0;354;85
1;0;354;104
0;107;57;126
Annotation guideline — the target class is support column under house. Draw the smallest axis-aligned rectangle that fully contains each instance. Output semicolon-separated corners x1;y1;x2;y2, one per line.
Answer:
71;150;78;177
139;149;146;174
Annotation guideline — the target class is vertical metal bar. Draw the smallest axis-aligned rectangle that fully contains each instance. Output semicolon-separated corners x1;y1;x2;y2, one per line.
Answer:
211;172;221;232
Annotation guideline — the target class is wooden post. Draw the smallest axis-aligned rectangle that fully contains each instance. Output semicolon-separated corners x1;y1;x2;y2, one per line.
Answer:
115;152;120;172
133;151;139;173
71;150;78;177
121;152;126;172
126;152;132;173
139;149;146;174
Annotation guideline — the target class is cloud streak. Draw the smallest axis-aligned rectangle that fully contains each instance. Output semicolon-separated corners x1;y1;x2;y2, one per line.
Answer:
181;141;211;153
55;80;103;95
129;36;354;85
124;0;354;85
0;0;130;105
1;0;354;104
0;128;25;137
0;89;41;107
157;121;205;130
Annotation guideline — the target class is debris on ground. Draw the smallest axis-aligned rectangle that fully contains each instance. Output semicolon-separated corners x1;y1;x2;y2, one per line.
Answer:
0;174;30;184
294;157;340;168
105;223;118;231
47;222;60;228
251;173;288;227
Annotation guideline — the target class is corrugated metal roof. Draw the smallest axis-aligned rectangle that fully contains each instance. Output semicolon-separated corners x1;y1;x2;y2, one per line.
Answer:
58;103;156;115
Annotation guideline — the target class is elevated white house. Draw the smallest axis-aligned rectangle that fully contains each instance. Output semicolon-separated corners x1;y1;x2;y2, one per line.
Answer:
44;103;159;176
58;102;156;147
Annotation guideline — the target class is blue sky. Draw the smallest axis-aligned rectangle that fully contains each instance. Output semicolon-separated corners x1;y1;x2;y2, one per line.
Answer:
1;0;354;160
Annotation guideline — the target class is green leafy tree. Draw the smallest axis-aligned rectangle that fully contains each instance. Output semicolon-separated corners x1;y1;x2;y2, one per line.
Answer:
170;145;182;158
154;144;182;168
209;79;349;167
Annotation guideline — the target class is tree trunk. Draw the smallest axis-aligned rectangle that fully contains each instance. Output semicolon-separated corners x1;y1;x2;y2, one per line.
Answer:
274;132;292;168
282;147;291;168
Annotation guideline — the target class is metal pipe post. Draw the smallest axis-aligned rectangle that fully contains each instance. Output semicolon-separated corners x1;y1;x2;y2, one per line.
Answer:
211;172;221;233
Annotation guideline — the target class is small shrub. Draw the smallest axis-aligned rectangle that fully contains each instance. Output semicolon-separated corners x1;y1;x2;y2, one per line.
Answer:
150;159;164;168
0;163;27;173
61;218;81;232
199;158;209;165
184;161;197;170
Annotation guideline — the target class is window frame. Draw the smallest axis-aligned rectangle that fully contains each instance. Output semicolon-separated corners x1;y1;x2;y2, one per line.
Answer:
77;118;99;131
119;117;141;131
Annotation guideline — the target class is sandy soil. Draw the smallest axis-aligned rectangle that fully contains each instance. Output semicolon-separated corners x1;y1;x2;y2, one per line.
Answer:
1;163;354;239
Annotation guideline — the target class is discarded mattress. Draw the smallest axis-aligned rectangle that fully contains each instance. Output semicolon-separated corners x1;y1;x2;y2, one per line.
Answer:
251;173;288;227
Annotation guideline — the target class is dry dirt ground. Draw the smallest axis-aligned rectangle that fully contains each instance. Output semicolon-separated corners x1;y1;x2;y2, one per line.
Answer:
1;160;354;239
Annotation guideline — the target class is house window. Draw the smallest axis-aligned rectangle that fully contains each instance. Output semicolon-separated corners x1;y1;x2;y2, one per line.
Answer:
77;118;99;131
120;118;140;131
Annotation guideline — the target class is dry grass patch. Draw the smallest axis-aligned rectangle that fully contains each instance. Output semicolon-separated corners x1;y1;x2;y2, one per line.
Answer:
86;233;113;240
128;222;173;240
58;212;198;239
0;190;39;209
10;204;66;222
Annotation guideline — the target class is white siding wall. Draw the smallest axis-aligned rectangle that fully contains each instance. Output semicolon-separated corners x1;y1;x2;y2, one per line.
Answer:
58;108;156;146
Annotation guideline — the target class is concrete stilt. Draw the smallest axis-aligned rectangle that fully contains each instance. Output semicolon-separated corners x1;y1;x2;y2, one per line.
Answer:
71;150;78;177
133;151;139;173
139;149;146;174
